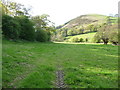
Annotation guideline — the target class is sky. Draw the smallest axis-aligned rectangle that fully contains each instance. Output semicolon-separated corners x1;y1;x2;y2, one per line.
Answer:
13;0;119;26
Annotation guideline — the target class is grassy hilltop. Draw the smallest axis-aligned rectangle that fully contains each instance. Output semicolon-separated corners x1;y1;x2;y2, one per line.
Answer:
62;14;108;28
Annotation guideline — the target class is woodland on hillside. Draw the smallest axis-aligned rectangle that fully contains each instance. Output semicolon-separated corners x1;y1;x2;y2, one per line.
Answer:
1;0;119;45
52;15;119;45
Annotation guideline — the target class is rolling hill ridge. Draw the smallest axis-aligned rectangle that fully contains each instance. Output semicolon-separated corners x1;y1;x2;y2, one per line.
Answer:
61;14;107;28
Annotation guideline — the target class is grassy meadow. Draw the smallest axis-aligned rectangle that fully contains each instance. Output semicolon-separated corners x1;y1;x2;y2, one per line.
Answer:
66;32;96;43
1;0;119;89
2;40;118;88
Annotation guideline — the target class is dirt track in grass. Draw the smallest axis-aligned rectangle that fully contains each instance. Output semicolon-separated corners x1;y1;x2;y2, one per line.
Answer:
55;65;67;88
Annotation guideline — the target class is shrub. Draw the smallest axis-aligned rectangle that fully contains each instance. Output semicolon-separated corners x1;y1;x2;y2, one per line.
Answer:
79;38;84;42
2;15;36;41
35;30;48;42
71;37;79;42
2;15;20;40
15;16;36;41
85;38;88;42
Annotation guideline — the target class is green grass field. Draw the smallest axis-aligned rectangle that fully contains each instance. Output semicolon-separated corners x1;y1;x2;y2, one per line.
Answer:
2;40;118;88
66;32;96;43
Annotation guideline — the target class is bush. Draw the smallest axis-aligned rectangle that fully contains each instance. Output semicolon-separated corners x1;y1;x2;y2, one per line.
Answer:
35;30;49;42
2;15;36;41
71;37;84;43
85;38;88;42
79;38;84;42
2;15;21;40
15;16;36;41
71;37;79;42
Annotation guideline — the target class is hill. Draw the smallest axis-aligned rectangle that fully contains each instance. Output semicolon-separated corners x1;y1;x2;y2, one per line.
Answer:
53;14;118;42
62;14;108;29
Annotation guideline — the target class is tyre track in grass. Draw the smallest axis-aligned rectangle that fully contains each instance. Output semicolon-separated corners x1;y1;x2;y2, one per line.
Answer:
55;65;67;88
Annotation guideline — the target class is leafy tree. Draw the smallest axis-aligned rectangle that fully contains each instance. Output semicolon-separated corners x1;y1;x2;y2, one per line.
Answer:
94;24;118;45
60;28;68;37
1;0;31;16
108;24;118;45
2;15;20;40
85;38;88;42
14;16;35;41
87;24;94;32
2;1;36;41
79;26;85;34
79;38;84;42
94;25;109;44
32;14;55;42
1;0;13;15
32;14;51;30
86;24;98;32
93;34;101;43
67;29;73;36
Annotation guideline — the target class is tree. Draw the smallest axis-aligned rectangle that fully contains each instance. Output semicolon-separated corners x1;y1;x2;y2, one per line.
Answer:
108;24;118;45
1;0;32;16
1;0;13;15
2;0;36;41
15;16;35;41
32;14;50;30
94;24;118;45
67;29;73;36
35;29;48;42
80;26;84;34
2;15;20;40
95;25;109;44
32;14;55;42
87;24;94;32
94;16;115;45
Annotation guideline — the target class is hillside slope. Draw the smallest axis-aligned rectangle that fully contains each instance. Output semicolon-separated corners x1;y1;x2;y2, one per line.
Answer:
53;14;118;42
65;32;96;42
62;14;108;29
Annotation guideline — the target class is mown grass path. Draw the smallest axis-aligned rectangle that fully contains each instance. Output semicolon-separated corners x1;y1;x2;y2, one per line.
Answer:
2;40;118;88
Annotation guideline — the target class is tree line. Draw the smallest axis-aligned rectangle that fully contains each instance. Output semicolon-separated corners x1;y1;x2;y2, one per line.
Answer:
1;0;119;44
1;0;55;42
